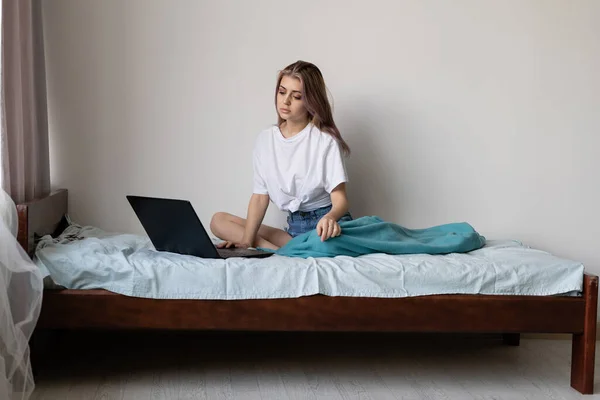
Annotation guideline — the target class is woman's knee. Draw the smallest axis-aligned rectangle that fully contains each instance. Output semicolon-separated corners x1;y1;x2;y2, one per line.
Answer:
210;212;230;236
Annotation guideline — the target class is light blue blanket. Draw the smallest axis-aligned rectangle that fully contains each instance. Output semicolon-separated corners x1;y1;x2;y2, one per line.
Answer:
34;225;583;300
275;216;486;258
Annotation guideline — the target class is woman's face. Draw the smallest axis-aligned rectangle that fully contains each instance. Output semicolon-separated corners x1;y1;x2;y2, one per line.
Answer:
277;75;308;123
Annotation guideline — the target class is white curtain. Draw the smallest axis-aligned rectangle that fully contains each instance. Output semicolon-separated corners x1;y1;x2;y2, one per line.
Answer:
0;188;43;399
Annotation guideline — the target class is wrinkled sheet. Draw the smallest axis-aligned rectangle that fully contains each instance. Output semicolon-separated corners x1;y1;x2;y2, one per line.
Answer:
35;224;583;300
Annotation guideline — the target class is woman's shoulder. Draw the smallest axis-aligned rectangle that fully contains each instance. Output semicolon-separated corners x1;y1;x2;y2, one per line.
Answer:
254;124;277;141
309;125;338;147
258;124;278;136
253;125;278;152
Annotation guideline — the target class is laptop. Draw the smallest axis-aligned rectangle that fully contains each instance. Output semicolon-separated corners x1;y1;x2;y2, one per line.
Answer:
126;195;273;259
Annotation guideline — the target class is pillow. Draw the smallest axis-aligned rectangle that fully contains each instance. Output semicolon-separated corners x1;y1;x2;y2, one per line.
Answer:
0;189;18;238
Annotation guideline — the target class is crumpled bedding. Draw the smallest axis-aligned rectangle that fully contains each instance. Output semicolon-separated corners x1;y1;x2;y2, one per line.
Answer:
34;224;584;300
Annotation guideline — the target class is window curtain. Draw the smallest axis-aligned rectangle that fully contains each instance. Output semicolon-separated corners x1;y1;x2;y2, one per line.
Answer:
1;0;50;204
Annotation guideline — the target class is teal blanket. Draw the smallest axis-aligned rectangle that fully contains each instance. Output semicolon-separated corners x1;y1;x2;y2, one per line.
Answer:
275;216;486;258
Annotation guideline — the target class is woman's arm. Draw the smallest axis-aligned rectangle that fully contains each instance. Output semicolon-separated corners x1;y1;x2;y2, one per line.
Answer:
317;183;349;241
324;183;349;221
240;193;270;247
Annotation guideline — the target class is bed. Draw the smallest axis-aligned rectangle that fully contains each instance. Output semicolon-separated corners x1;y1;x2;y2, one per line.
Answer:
18;189;598;394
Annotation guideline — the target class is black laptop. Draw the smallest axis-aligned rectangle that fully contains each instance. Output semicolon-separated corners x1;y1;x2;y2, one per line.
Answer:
126;195;273;259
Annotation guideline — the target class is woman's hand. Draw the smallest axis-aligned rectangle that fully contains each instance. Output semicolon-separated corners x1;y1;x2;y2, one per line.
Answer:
316;215;341;242
216;237;253;249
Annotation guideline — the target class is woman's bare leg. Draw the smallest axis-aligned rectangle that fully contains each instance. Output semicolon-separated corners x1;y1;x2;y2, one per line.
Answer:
210;212;292;250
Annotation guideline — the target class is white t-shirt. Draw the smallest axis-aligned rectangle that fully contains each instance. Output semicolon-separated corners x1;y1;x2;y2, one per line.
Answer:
252;123;348;213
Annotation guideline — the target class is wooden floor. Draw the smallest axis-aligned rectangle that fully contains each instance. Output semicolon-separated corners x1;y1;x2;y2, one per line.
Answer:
30;331;600;400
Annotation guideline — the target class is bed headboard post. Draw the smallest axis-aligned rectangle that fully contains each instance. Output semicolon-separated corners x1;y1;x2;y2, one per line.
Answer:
16;189;68;255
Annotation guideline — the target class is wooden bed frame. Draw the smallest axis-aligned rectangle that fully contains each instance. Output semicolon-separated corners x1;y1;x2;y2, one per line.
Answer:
18;189;598;394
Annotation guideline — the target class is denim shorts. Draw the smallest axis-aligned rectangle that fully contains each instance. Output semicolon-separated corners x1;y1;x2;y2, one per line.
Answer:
286;205;353;238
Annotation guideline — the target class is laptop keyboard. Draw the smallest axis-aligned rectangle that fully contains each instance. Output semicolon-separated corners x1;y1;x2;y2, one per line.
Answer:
216;247;273;259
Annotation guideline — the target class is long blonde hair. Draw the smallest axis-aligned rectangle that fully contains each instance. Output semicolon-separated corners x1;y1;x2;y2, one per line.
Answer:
275;61;350;156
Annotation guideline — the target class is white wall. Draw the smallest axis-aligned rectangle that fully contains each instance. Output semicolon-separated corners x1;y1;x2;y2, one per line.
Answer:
43;1;599;272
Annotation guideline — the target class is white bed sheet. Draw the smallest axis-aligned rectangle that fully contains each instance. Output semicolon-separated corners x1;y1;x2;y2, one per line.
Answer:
34;225;584;300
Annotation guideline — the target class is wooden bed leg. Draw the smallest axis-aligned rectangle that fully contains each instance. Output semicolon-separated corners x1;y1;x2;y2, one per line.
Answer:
571;274;598;394
502;333;520;346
